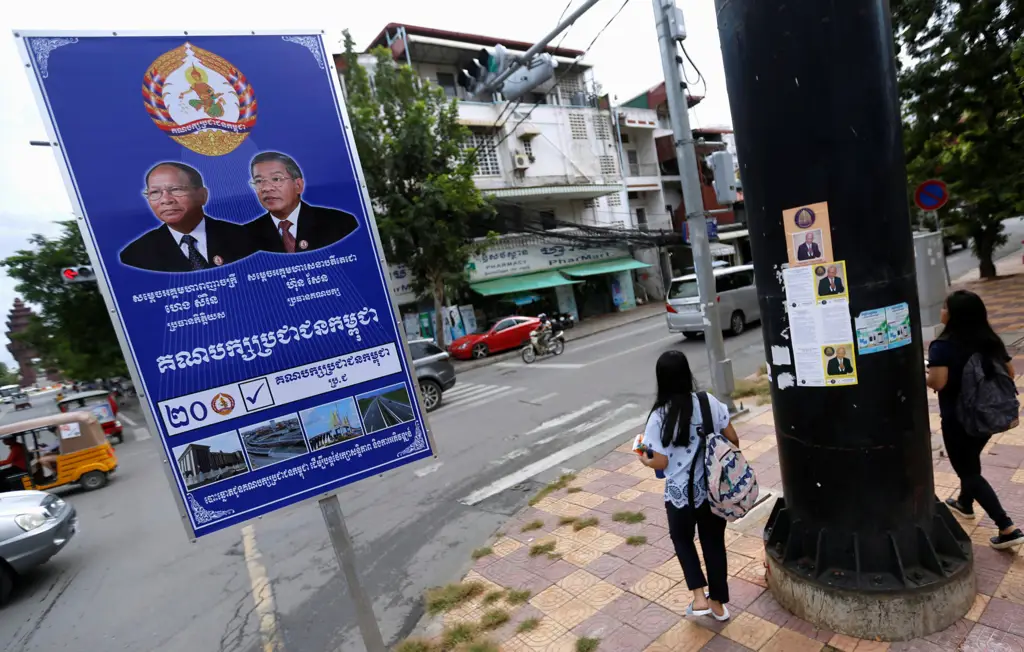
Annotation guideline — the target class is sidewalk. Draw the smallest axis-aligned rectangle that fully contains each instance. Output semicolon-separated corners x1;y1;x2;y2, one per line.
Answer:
393;263;1024;651
453;303;665;373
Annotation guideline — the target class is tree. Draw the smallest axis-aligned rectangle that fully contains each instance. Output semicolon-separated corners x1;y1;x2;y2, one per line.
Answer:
0;363;18;387
894;0;1024;277
340;32;494;345
1;221;127;379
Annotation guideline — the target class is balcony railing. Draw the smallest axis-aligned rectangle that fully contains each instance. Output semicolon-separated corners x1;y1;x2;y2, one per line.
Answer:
627;163;661;177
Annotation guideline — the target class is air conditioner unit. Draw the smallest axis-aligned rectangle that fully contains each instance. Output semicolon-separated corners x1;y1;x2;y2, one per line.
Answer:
513;153;530;170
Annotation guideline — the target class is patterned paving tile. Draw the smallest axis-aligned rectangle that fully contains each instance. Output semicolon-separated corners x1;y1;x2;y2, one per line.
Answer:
576;581;624;611
563;545;605;568
965;593;991;622
586;553;627;579
726;576;766;610
616;488;644;502
573;611;625;639
529;585;573;613
655;557;686;583
605;563;650;591
961;623;1024;651
600;623;658;652
644;619;715;652
492;536;524;558
921;618;975;650
547;598;598;630
720;612;779;650
632;602;681;639
514;617;569;650
979;596;1024;637
591;532;627;553
536;559;579;583
760;628;824;652
557;569;601;596
600;591;653;621
700;634;755;650
631;571;676;601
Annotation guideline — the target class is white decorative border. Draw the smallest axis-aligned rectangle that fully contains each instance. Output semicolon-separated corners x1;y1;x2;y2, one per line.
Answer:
28;37;79;79
282;36;325;69
188;494;236;525
397;421;429;458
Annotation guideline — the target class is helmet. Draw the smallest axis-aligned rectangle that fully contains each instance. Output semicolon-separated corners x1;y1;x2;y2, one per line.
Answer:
538;313;548;322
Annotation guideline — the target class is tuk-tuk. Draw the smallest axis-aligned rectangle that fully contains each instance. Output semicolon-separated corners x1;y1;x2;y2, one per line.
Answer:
0;411;118;492
57;390;124;444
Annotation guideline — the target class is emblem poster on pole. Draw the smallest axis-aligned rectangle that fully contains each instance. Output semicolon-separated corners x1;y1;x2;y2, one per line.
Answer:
15;31;437;539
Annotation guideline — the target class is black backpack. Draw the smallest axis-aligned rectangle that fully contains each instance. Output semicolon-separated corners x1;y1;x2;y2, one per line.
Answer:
956;353;1020;438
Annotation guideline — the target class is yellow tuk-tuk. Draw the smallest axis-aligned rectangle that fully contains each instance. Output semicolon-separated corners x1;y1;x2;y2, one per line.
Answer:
0;411;118;492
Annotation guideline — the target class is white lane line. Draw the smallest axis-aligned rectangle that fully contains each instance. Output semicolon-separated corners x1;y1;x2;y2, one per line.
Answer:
445;384;499;399
133;427;151;441
567;322;666;354
120;413;138;427
434;387;527;420
489;448;530;466
532;404;638;445
527;400;610;435
584;334;680;367
494;362;585;370
241;525;285;652
460;416;646;506
446;385;506;403
415;462;443;477
530;392;559;404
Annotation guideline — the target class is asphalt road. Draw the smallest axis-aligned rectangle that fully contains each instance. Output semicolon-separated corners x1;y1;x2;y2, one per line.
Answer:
0;228;1019;652
945;216;1024;280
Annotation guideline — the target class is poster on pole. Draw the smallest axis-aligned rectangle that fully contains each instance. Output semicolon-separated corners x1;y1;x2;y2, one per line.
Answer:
16;31;436;538
783;201;833;268
782;261;856;387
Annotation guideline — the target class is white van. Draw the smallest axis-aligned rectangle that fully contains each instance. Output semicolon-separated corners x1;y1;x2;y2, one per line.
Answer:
665;265;760;337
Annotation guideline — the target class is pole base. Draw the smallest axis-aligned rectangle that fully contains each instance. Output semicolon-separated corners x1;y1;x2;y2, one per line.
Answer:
766;553;975;641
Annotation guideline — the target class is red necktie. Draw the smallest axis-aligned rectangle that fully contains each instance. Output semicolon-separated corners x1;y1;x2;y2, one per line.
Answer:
279;219;296;253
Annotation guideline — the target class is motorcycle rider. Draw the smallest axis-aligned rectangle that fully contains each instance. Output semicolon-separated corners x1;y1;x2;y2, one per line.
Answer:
536;313;553;353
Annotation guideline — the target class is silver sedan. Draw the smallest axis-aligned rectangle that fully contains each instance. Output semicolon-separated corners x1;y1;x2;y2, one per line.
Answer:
0;491;77;605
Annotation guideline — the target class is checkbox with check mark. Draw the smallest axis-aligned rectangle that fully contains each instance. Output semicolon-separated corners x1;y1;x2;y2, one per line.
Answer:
238;377;274;412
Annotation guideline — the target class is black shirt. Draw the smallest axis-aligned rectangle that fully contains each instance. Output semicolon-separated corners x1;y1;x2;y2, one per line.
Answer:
928;338;1011;423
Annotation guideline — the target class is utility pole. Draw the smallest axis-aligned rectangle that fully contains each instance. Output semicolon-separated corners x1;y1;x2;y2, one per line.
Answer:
652;0;735;409
715;0;973;640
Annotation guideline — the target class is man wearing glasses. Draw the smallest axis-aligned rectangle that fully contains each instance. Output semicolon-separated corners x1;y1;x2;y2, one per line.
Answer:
245;151;358;254
119;162;255;272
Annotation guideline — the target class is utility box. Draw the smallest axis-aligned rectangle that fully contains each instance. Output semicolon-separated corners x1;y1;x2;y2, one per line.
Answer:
913;231;948;336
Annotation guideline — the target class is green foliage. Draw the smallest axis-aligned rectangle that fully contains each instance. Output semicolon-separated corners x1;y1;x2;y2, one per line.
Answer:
1;221;125;379
505;589;531;605
425;581;484;615
611;511;646;524
0;363;18;387
894;0;1024;277
341;32;494;343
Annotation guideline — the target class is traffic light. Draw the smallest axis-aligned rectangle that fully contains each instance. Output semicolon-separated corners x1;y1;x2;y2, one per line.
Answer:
708;151;738;204
458;46;507;96
61;265;96;283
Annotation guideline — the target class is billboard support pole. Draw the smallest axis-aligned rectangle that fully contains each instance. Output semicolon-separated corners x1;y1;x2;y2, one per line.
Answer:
319;494;387;652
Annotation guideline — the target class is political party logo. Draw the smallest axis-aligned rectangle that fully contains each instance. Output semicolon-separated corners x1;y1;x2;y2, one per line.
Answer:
142;42;257;156
211;392;236;416
794;207;816;229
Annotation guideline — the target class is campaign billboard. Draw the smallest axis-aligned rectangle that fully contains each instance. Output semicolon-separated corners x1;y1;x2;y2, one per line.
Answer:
16;31;436;538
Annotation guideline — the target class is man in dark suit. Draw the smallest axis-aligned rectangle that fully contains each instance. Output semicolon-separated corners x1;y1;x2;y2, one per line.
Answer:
818;265;845;296
827;347;854;375
797;232;821;261
120;162;255;273
245;151;359;254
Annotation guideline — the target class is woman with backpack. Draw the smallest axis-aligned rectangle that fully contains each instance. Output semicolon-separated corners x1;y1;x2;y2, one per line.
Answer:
927;289;1024;549
638;350;739;621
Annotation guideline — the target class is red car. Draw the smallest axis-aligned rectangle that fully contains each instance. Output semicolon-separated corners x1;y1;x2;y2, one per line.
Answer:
449;317;540;360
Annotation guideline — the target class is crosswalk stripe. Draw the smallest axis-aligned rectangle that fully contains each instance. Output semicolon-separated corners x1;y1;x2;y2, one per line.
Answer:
440;383;511;409
445;384;503;401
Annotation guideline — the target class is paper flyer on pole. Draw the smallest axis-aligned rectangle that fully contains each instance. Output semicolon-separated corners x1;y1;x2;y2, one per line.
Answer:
16;32;436;538
783;261;856;387
783;201;834;268
855;302;912;355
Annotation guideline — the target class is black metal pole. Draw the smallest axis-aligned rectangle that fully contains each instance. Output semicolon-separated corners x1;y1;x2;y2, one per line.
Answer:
714;0;973;639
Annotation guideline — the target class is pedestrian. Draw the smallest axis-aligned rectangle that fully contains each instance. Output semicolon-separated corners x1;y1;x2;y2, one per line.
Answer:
638;350;738;620
927;289;1024;549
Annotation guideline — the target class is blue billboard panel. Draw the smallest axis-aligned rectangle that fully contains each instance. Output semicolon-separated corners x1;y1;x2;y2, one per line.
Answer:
18;32;435;538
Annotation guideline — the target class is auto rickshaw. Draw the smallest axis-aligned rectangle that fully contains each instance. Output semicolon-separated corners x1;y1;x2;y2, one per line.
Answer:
0;411;118;492
57;390;124;444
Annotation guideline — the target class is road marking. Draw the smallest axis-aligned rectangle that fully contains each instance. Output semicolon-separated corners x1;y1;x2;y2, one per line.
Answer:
527;400;610;435
495;362;585;370
442;383;511;408
415;462;443;477
520;392;559;406
120;413;138;427
584;334;680;367
434;387;526;420
460;416;646;506
532;404;638;445
567;321;666;354
489;448;530;466
132;427;151;442
242;525;285;652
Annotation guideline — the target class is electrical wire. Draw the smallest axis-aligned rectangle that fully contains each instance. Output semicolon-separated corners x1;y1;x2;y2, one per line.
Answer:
679;42;707;96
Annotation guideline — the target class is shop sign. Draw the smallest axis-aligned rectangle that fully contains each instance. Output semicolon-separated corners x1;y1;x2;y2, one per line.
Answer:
467;241;628;282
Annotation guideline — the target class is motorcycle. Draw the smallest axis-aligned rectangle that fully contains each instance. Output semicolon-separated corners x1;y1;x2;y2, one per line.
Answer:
551;313;575;330
521;327;565;363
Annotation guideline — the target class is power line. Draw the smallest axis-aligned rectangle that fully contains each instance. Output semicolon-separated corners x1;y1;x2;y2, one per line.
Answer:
678;42;707;96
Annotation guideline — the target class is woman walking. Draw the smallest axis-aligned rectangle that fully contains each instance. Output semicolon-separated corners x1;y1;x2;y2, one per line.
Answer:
927;289;1024;549
638;350;738;620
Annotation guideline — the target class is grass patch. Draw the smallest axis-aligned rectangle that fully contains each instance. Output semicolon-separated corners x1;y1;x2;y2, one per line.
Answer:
521;520;544;532
529;541;557;557
395;639;434;652
440;623;477;651
425;582;485;615
506;589;531;605
471;547;493;560
558;516;579;526
732;374;772;405
576;636;601;652
612;511;646;524
481;590;505;606
529;473;577;506
567;487;583;494
625;535;648;546
517;618;540;633
573;516;600;531
465;641;499;652
479;609;510;630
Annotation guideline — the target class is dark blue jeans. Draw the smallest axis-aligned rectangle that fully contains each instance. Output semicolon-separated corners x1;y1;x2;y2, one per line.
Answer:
943;420;1013;531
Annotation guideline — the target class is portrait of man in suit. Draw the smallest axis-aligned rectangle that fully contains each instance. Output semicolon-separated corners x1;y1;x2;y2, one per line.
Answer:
796;231;822;261
817;264;846;297
827;346;855;376
120;162;255;273
245;151;359;254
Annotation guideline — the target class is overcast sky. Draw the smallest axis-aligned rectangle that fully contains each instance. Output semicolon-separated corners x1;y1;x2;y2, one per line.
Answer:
0;0;733;368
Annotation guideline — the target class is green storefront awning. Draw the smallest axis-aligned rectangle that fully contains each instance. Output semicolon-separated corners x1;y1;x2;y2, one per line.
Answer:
561;258;651;278
470;270;580;297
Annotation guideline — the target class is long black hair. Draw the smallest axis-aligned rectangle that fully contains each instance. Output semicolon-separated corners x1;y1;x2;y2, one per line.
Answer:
940;289;1008;375
650;350;696;448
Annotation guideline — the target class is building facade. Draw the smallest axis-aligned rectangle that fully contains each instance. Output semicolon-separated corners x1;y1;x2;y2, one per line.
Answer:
5;298;60;388
338;24;651;340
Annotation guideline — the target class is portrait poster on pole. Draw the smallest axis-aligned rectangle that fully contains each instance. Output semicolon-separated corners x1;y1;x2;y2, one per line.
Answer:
783;201;834;268
15;31;436;539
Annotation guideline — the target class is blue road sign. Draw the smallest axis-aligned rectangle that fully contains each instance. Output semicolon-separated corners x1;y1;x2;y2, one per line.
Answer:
18;33;435;538
914;179;949;211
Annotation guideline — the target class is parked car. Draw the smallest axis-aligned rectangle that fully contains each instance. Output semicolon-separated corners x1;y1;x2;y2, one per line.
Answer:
448;316;541;360
408;339;456;412
12;394;31;411
666;264;761;337
0;490;77;604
